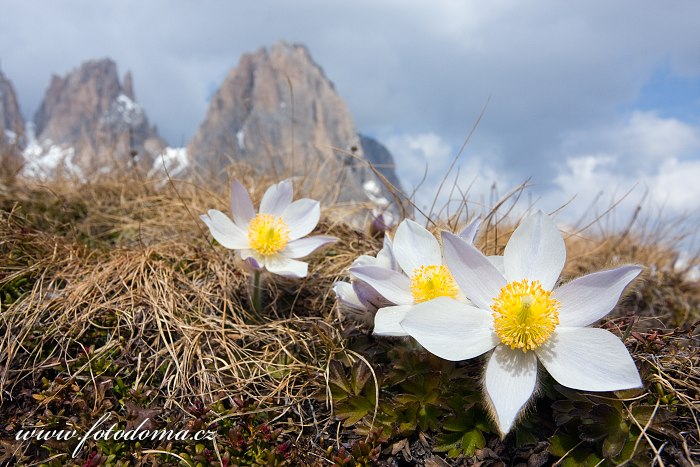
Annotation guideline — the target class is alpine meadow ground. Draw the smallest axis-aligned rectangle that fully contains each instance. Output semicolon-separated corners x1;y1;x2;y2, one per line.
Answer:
0;153;697;466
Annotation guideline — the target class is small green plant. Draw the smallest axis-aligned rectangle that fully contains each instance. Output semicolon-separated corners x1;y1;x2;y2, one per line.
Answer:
328;359;378;427
0;274;32;310
178;397;294;466
548;385;666;466
329;346;495;460
329;431;382;466
433;405;490;457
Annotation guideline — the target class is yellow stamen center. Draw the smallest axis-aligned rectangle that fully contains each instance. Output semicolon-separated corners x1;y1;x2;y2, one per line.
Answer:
247;213;290;256
492;279;560;352
410;265;459;303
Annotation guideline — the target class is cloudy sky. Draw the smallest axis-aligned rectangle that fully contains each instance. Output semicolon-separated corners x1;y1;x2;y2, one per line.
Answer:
1;0;699;226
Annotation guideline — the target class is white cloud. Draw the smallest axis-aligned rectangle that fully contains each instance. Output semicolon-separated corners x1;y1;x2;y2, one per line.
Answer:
384;132;452;179
649;158;700;212
384;131;506;215
548;112;700;224
561;111;700;174
623;112;700;164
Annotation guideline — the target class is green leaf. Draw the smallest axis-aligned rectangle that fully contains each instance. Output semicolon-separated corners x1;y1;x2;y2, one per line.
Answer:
443;417;470;432
460;429;486;457
434;429;485;458
602;427;627;459
328;360;352;395
350;360;371;395
336;396;374;426
515;425;538;448
561;451;603;467
434;407;489;458
433;431;465;452
549;432;578;457
416;404;441;431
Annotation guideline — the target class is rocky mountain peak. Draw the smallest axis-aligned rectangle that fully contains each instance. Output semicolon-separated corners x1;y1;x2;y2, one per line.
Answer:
0;67;25;148
187;41;401;206
27;58;164;178
35;58;119;141
123;71;135;101
0;67;25;173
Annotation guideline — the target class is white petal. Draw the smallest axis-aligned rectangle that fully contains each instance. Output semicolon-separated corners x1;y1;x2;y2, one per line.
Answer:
536;327;642;391
373;305;411;336
353;280;391;310
375;234;399;270
393;219;442;275
263;255;308;278
240;248;257;260
349;266;413;305
284;236;336;259
487;255;505;276
259;179;293;215
400;297;499;361
554;266;643;327
230;179;255;228
458;217;481;244
333;282;365;312
281;199;321;240
484;346;538;436
201;210;249;249
504;210;565;290
352;254;378;267
442;232;506;310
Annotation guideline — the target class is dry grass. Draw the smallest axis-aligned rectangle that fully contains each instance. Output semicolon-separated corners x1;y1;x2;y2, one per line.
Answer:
0;160;698;465
0;170;365;410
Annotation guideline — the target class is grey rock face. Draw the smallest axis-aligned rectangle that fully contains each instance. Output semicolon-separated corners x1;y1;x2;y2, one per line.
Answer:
188;41;402;206
359;134;403;191
30;58;164;176
0;68;25;172
0;68;25;147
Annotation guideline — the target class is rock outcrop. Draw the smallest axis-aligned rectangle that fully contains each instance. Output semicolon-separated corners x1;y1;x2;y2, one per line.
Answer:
0;68;25;173
359;134;402;191
0;68;25;147
27;58;164;178
188;41;401;205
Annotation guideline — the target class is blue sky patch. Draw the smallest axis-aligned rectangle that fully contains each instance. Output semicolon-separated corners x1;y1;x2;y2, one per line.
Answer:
633;62;700;124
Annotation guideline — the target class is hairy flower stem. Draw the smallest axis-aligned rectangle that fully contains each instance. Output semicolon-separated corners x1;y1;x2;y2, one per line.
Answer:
251;270;262;319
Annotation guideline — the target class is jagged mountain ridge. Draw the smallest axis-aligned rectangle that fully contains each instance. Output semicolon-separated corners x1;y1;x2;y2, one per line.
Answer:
0;67;25;171
26;58;165;177
187;41;402;204
0;67;24;147
7;43;402;208
188;42;361;168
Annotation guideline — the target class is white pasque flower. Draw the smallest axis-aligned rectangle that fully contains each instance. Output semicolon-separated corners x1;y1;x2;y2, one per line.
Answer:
200;179;337;278
382;210;643;435
333;233;400;321
350;217;481;335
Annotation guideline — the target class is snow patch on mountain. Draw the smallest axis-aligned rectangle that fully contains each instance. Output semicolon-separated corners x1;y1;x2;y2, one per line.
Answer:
4;130;17;144
149;147;189;178
20;123;83;180
23;141;82;180
363;179;390;207
114;94;143;124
